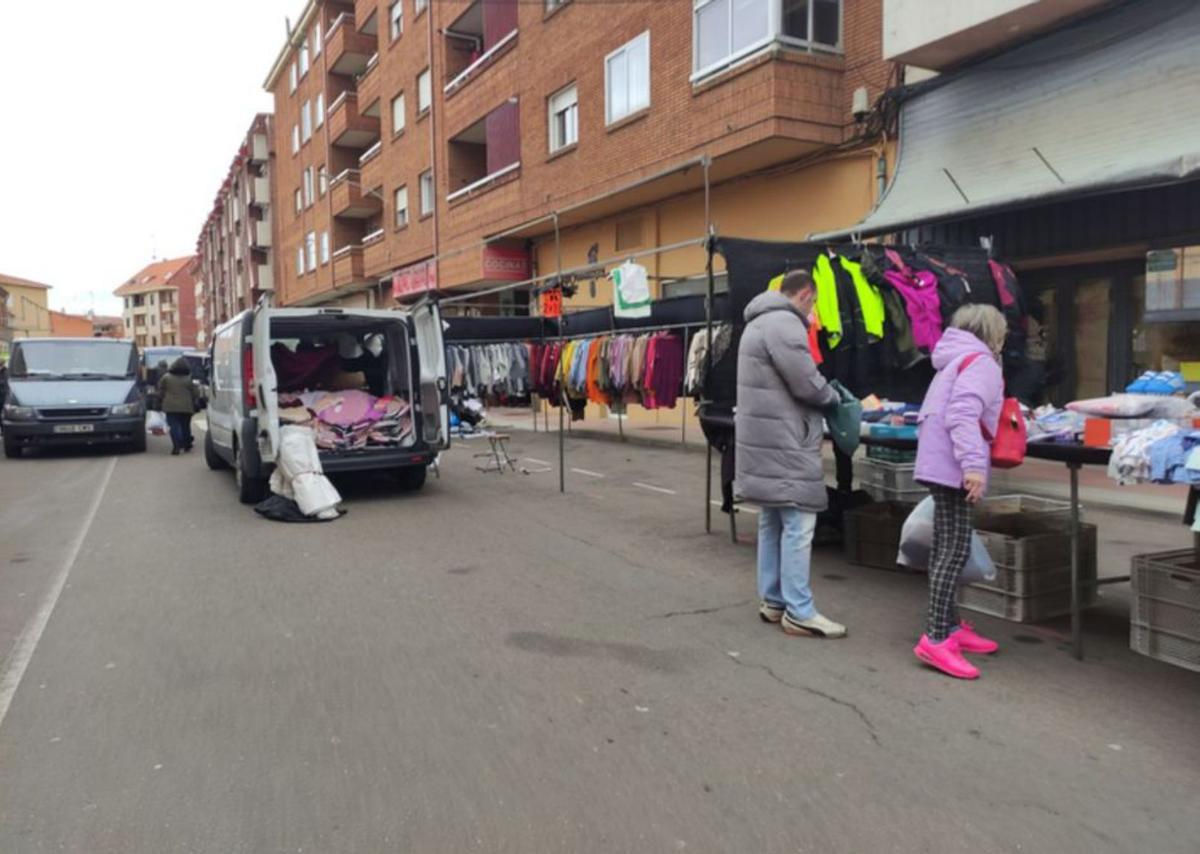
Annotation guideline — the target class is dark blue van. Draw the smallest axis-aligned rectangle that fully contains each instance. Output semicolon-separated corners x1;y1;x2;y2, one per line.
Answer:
2;338;146;458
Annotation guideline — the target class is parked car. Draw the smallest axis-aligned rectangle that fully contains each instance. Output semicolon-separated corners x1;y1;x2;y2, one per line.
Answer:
205;302;449;503
2;338;146;458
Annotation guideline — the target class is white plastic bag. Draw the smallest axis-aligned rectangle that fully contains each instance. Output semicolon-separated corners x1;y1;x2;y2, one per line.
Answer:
146;410;167;436
896;497;997;584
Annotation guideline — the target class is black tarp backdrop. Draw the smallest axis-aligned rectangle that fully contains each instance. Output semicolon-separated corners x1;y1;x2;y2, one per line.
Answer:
706;237;1022;410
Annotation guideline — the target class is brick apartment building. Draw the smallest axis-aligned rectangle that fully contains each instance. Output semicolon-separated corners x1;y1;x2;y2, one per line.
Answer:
264;0;891;312
196;114;276;345
115;256;200;349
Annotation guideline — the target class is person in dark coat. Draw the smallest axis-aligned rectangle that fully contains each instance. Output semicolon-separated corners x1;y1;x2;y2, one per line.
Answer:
157;357;198;455
735;271;846;639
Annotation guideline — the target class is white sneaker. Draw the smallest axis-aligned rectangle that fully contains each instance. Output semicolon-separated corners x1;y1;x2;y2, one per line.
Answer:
781;612;847;639
759;602;785;623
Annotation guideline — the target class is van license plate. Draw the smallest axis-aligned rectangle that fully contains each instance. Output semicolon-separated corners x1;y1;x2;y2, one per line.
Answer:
53;424;95;434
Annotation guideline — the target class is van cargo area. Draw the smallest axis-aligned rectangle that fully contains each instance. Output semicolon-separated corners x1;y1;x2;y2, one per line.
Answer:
266;316;419;461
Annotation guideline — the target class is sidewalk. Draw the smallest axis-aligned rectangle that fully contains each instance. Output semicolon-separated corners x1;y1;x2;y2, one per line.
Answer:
488;406;1191;519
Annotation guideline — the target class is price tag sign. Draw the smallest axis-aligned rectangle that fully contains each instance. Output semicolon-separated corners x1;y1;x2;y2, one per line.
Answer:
540;288;562;318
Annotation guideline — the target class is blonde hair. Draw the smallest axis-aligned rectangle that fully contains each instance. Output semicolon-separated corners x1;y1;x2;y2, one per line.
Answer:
950;304;1007;356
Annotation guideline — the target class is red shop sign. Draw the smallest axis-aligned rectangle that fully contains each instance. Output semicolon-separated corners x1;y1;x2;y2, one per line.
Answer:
392;260;437;300
481;245;532;282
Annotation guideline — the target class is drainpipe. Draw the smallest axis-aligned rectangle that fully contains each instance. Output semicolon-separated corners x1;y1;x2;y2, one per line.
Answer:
427;4;441;283
875;132;889;202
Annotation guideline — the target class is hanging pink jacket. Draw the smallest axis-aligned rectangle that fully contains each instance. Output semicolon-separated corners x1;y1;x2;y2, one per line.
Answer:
883;249;943;351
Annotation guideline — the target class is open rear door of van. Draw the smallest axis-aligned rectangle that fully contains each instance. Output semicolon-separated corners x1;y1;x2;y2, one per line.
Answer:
412;298;449;449
252;307;280;464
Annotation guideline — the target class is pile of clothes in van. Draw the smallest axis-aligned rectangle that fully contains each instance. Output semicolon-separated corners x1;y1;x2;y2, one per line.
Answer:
277;390;412;451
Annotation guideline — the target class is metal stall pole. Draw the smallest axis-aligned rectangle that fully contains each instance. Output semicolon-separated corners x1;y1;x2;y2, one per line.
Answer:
1069;462;1082;660
555;213;566;494
702;155;715;535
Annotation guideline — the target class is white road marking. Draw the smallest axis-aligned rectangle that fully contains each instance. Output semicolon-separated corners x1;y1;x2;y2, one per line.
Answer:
571;468;605;478
711;500;760;515
0;456;117;731
634;482;677;496
524;457;551;466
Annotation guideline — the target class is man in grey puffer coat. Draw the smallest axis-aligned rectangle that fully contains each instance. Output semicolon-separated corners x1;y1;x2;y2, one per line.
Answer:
736;271;847;638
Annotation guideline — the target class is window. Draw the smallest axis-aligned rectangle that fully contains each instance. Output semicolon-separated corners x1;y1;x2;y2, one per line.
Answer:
315;92;325;128
548;84;578;152
312;23;322;57
391;92;406;135
301;100;313;142
318;165;328;197
417;68;432;113
299;41;310;77
419;170;434;216
694;0;840;77
291;124;300;154
320;231;330;264
306;232;317;271
294;188;302;214
605;32;650;125
289;62;298;93
303;168;314;207
296;246;306;276
415;0;427;15
394;185;409;228
389;1;403;39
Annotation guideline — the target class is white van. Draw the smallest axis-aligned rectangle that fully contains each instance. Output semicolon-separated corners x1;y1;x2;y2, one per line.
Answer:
205;302;448;503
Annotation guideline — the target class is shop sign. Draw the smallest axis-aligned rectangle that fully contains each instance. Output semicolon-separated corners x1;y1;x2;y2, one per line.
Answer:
482;245;531;282
540;288;562;318
392;260;437;300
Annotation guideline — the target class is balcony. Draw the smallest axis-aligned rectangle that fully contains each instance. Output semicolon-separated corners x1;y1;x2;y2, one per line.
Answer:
446;101;521;204
331;245;367;288
359;141;384;192
256;260;275;292
328;91;381;149
327;12;377;77
253;220;272;248
357;54;383;118
250;132;269;164
355;0;379;35
883;0;1113;70
330;169;382;219
363;228;387;274
249;176;271;207
443;0;519;97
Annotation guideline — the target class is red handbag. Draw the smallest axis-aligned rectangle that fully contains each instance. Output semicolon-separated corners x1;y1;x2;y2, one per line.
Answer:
957;355;1027;469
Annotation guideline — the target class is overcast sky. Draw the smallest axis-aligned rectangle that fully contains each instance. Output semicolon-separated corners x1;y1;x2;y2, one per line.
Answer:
0;0;301;316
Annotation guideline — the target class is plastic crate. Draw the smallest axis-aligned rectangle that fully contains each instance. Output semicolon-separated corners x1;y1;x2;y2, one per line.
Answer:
864;483;928;504
961;518;1099;622
866;444;917;464
843;501;918;572
858;459;921;493
1130;550;1200;672
975;518;1098;574
959;581;1097;623
975;494;1073;529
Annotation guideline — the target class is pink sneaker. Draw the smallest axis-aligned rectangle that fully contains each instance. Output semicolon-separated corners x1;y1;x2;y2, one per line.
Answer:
951;621;999;655
913;635;980;680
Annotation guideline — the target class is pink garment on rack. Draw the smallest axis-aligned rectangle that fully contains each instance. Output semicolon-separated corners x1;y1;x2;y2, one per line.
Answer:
884;249;943;351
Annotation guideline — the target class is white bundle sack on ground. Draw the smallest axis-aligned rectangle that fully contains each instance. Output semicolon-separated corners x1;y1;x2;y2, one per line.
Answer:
896;497;997;584
270;425;342;519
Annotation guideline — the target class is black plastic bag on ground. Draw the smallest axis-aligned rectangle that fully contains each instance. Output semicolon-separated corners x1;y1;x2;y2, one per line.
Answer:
254;494;346;523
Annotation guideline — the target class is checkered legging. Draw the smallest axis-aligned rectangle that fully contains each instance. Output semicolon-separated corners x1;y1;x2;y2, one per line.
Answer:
926;485;973;641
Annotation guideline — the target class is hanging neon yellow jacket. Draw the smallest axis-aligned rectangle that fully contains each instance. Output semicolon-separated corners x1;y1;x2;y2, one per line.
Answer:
812;254;884;348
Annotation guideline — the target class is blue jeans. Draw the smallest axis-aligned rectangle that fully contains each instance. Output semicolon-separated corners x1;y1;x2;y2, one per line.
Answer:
757;506;817;621
166;413;193;451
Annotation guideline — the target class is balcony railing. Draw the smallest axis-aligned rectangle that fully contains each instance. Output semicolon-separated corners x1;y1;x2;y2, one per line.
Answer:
331;245;367;288
357;53;382;117
444;29;518;97
330;169;382;218
446;161;521;204
253;220;272;248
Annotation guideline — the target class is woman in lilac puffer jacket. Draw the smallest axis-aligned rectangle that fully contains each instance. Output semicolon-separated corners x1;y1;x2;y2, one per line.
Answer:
912;305;1007;680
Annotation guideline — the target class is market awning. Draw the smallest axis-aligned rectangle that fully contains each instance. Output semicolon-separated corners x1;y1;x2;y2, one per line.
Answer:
813;0;1200;241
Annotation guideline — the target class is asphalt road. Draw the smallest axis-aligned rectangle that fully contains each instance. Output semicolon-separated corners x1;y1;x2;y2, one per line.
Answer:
0;429;1197;853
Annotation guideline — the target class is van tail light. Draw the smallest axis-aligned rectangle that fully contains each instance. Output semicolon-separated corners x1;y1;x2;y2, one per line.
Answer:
243;347;256;408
